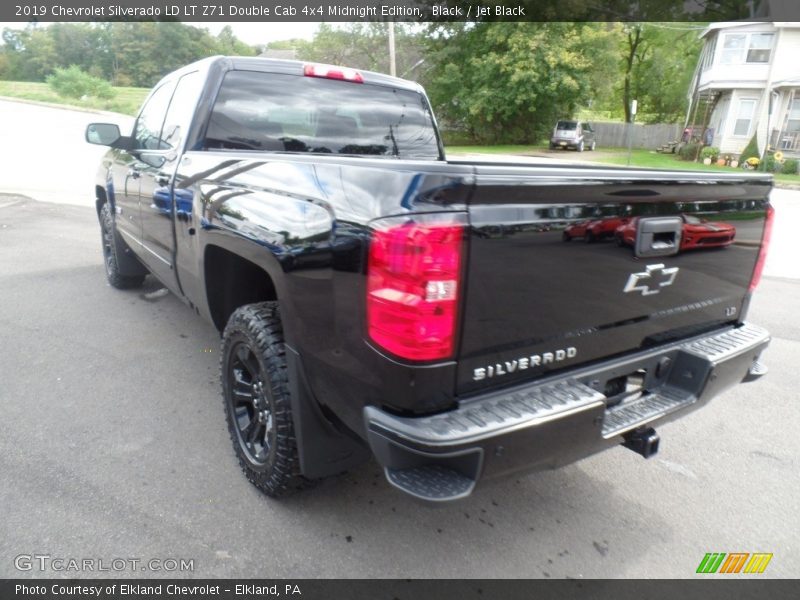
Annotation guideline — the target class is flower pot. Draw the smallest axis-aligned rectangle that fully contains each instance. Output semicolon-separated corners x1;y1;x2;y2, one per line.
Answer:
703;158;712;165
716;158;726;166
730;160;739;168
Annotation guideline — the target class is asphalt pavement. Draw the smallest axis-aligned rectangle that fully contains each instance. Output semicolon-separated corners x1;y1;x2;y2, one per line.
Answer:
1;99;798;578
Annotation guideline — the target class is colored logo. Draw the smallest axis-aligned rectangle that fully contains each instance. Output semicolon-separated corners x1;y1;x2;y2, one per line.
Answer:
696;552;773;574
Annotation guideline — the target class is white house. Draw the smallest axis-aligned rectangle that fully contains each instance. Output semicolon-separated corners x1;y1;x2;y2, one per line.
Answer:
687;21;800;157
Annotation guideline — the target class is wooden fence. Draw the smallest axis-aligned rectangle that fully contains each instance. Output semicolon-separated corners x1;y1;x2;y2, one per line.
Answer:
592;122;683;150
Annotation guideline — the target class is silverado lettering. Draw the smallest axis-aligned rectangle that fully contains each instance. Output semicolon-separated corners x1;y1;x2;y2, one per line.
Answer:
473;347;578;380
85;57;773;502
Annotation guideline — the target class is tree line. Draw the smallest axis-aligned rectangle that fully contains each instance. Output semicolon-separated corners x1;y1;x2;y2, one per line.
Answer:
0;21;702;144
0;22;254;87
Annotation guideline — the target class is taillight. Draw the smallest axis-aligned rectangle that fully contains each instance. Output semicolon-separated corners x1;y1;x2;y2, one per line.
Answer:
367;214;466;361
303;63;364;83
749;204;775;292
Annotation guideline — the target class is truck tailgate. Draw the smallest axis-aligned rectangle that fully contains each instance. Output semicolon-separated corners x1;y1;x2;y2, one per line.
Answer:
456;164;771;396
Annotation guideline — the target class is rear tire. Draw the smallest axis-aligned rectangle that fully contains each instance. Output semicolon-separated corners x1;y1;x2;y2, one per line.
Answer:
99;203;145;289
590;141;596;151
562;231;571;242
585;231;595;243
221;302;309;498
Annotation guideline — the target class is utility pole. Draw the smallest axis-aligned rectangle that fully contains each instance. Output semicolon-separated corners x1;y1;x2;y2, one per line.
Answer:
627;99;637;166
388;22;396;77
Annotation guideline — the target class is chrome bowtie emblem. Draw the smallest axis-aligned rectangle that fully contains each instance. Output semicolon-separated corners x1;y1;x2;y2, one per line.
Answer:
623;263;679;296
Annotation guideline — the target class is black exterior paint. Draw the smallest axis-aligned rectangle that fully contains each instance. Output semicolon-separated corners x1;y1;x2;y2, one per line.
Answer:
92;56;773;482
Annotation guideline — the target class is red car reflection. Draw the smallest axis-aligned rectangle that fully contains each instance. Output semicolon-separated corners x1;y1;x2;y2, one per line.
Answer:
563;216;630;242
615;215;736;251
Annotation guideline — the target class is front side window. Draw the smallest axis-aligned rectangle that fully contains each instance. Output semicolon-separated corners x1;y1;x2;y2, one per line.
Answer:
161;71;203;151
733;99;757;136
203;70;440;160
134;82;175;150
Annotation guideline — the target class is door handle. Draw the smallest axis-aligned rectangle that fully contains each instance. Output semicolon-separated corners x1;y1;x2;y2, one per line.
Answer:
127;169;140;179
156;174;171;187
176;210;190;223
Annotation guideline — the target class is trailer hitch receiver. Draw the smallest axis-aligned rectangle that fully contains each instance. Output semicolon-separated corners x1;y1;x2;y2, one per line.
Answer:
623;427;660;458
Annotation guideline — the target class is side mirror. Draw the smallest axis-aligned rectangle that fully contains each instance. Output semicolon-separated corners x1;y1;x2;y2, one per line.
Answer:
86;123;122;147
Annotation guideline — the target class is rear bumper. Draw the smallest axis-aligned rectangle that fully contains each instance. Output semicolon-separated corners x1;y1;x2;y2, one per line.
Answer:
364;323;769;501
550;138;580;148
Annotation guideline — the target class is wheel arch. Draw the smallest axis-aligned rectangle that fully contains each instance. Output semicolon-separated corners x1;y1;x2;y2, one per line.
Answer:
95;185;108;220
95;167;116;221
203;242;281;333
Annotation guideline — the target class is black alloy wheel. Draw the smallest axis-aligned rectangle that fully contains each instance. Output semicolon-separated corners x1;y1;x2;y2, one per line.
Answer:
221;302;307;497
227;342;276;467
99;203;145;289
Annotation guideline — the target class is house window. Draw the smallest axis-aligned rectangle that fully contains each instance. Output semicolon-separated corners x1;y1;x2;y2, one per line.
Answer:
747;34;773;63
720;32;774;65
787;96;800;133
702;36;717;71
720;34;746;64
733;99;757;136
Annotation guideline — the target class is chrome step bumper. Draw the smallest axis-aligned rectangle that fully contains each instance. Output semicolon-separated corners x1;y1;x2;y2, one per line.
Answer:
364;323;770;502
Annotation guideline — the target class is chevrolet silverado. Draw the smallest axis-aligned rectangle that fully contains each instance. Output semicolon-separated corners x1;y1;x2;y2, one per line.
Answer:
85;57;773;501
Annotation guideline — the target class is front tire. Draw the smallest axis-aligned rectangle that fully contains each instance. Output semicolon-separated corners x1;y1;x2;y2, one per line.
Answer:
221;302;307;498
99;203;145;289
577;140;585;152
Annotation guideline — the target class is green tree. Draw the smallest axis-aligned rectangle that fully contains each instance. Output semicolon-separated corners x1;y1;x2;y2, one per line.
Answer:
423;22;618;144
614;23;703;123
47;65;114;99
295;23;424;80
0;22;256;87
215;25;256;57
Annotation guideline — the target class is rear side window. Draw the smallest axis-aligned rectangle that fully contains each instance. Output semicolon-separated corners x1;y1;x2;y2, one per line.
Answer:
203;70;440;160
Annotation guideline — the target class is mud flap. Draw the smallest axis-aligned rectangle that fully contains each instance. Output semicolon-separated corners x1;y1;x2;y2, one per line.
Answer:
285;346;370;479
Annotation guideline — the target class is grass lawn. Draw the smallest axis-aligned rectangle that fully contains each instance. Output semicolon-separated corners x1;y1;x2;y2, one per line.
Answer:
0;80;149;115
446;143;800;186
446;144;547;155
596;148;800;185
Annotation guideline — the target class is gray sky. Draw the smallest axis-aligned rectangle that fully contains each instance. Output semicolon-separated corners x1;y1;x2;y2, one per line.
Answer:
204;22;320;45
0;22;322;47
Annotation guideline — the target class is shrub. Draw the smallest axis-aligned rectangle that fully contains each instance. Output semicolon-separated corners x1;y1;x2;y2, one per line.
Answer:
700;146;720;160
46;66;114;100
761;157;783;173
740;133;760;162
782;158;799;175
678;142;701;161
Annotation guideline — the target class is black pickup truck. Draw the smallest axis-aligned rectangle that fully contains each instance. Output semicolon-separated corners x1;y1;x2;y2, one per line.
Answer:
86;57;773;502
